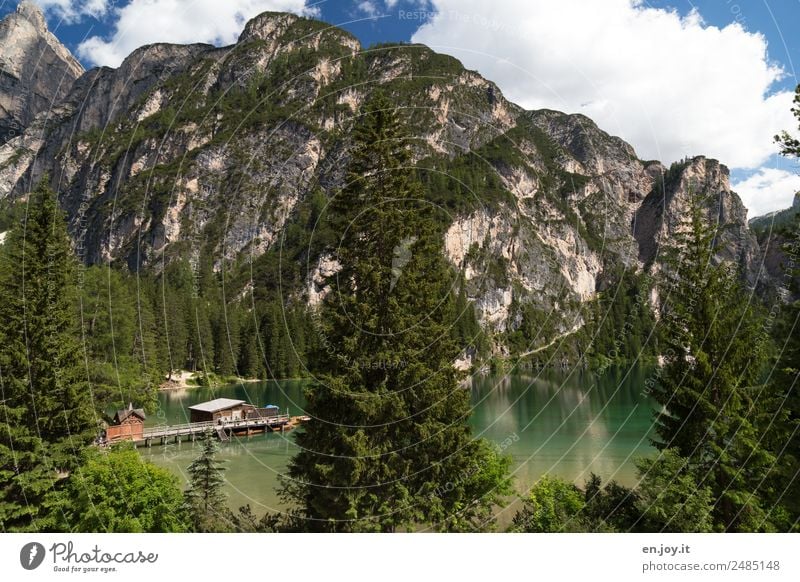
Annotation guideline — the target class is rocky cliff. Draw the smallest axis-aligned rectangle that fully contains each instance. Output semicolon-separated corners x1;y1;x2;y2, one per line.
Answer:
0;7;769;356
0;2;83;145
750;193;800;302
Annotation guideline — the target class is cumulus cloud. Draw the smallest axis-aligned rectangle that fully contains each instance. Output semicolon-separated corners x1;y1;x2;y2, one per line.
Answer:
76;0;314;67
733;167;800;217
356;0;429;17
411;0;795;171
356;1;380;19
34;0;109;23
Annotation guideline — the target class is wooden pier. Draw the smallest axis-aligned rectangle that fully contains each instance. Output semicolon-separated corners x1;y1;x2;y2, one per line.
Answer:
136;414;295;447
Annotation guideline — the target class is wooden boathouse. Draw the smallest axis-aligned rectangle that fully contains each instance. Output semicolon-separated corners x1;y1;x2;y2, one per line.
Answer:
103;398;300;447
105;403;146;443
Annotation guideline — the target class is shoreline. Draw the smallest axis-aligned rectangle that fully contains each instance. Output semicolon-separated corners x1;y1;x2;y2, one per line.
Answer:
158;372;306;391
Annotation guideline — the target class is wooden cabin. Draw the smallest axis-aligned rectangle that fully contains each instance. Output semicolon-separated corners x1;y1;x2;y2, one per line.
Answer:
106;403;146;442
188;398;256;423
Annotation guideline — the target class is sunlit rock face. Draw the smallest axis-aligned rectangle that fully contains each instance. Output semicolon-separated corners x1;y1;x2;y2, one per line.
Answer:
0;7;764;351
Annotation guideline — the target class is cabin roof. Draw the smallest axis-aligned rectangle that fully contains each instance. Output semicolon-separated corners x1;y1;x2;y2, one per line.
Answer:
188;398;246;413
114;403;146;423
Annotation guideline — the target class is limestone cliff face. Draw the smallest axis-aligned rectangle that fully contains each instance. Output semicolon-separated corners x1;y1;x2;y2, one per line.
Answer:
634;156;759;282
0;7;768;353
750;193;800;302
0;2;83;145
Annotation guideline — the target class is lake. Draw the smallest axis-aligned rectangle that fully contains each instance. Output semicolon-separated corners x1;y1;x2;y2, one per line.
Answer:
141;367;656;519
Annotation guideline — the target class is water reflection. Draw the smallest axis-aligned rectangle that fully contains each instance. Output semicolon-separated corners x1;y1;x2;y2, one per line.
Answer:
144;368;656;511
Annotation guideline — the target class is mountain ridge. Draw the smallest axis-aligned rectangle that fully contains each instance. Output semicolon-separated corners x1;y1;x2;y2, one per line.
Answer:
0;5;785;358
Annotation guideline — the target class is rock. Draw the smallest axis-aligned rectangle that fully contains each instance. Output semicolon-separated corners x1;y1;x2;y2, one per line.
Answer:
634;156;760;283
0;1;83;144
0;8;777;352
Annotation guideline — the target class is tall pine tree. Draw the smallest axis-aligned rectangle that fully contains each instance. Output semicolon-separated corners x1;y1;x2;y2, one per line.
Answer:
769;85;800;529
184;432;230;532
0;179;95;531
281;94;510;532
653;185;779;531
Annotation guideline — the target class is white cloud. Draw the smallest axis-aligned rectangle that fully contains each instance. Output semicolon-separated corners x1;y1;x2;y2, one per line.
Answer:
76;0;314;67
357;1;380;19
34;0;109;23
355;0;428;16
411;0;795;172
733;167;800;217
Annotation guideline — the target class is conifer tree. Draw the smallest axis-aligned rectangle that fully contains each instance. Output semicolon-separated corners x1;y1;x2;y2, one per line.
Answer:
0;179;95;531
157;264;190;377
652;186;778;531
184;432;230;532
282;94;511;532
769;88;800;529
237;313;263;379
636;449;714;532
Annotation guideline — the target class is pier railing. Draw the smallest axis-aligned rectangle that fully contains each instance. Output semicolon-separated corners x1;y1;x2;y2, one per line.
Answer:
141;414;291;441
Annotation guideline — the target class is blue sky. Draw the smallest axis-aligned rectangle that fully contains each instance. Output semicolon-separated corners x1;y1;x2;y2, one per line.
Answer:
2;0;799;215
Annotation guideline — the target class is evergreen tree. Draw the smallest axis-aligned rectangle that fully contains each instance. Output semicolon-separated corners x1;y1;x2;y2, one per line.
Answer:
79;267;156;412
237;312;263;379
281;94;511;532
581;473;641;532
769;89;800;530
652;187;778;531
0;179;95;531
184;432;230;532
265;304;287;378
635;449;714;532
157;264;190;377
213;305;240;377
131;276;162;394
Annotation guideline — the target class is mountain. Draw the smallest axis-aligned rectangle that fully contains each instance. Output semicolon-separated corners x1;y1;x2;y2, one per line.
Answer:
0;8;777;359
0;1;83;144
750;193;800;301
750;192;800;233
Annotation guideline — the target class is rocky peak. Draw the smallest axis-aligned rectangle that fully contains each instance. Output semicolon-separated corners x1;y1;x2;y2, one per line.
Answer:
238;12;300;44
676;156;731;194
634;155;757;280
0;1;84;143
16;1;46;30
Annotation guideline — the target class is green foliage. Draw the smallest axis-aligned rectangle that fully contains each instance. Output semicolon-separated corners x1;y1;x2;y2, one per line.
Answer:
636;449;714;533
230;504;281;532
775;84;800;159
416;155;515;215
282;93;511;532
54;446;187;532
0;197;25;232
652;189;780;531
585;265;659;368
762;205;800;530
582;473;641;532
184;432;231;532
0;179;96;531
510;475;586;532
79;267;159;414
